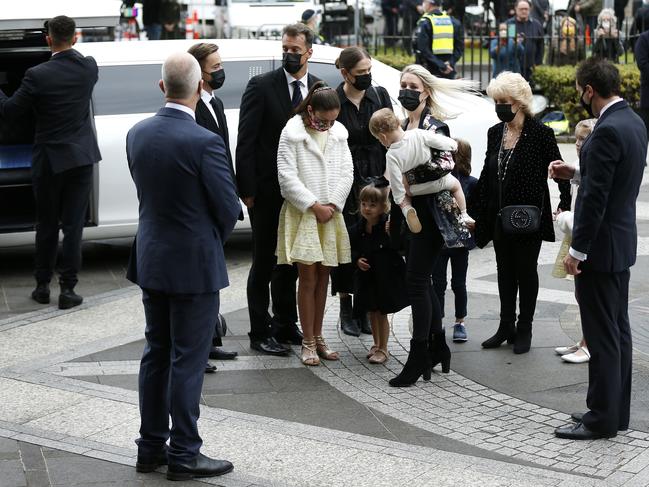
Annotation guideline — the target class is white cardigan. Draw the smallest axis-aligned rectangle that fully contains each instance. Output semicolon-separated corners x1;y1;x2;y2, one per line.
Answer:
277;114;354;213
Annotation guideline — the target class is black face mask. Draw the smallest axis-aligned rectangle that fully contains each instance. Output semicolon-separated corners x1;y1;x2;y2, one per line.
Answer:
580;90;595;118
495;103;517;123
351;73;372;91
205;69;225;90
398;89;422;112
282;52;304;74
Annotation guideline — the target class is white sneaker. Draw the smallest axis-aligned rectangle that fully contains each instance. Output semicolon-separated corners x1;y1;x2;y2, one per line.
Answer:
554;342;580;356
561;346;590;364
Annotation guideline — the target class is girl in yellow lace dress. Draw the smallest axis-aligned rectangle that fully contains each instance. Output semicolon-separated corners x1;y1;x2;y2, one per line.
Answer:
276;82;354;365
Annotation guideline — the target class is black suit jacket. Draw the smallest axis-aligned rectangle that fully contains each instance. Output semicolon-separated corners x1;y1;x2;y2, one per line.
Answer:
235;67;320;199
0;48;101;176
636;30;649;109
573;100;647;273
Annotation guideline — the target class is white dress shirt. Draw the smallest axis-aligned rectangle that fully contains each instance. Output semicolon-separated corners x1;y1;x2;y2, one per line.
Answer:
284;69;309;101
164;102;195;120
200;89;219;128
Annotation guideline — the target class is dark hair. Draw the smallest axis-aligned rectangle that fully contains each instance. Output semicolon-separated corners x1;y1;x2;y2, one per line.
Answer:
359;184;390;214
576;57;621;98
334;46;371;71
294;81;340;115
282;23;314;49
45;15;76;45
453;138;472;176
187;42;219;70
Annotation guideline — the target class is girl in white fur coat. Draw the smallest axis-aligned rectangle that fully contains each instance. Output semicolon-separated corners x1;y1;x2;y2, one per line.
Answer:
276;82;354;366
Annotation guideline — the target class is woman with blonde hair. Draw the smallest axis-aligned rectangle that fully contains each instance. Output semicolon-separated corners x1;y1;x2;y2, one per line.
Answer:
472;71;571;354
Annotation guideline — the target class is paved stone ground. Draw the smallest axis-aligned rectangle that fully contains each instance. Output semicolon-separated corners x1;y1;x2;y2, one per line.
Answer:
1;145;649;486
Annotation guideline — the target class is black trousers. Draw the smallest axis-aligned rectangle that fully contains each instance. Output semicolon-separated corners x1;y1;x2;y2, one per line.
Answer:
246;193;297;340
137;289;218;463
32;164;93;287
408;195;444;341
493;238;542;325
576;268;632;434
432;247;469;320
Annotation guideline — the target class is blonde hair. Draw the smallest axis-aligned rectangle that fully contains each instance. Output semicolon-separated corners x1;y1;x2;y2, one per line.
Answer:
359;184;390;214
575;118;596;137
369;108;400;138
486;71;534;117
400;64;479;120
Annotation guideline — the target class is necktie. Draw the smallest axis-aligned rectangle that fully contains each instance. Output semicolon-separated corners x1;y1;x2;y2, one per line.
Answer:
291;80;303;108
208;98;222;134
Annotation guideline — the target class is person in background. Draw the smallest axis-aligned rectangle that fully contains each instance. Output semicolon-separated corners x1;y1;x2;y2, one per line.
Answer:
506;0;545;81
432;139;478;343
350;181;409;364
635;0;649;34
414;0;465;79
188;42;242;374
567;0;602;39
548;16;586;66
530;0;550;28
143;0;162;40
300;9;327;45
382;0;400;48
490;22;525;76
402;0;424;54
636;27;649;133
276;83;354;366
160;0;182;40
592;9;624;62
333;46;393;337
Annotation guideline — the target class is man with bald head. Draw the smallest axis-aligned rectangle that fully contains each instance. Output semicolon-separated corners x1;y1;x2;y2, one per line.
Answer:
126;52;240;481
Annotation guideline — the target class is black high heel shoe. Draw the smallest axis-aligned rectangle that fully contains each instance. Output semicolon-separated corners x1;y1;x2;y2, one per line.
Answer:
429;331;451;373
481;321;516;349
389;339;430;387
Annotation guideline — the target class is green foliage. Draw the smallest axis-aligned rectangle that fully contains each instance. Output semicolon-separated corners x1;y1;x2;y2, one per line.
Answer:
372;51;415;71
533;64;641;129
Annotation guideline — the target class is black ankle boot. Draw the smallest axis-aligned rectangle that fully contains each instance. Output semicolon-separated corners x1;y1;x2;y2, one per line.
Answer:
481;321;516;349
31;282;50;304
358;313;372;335
389;339;430;387
429;331;451;373
513;322;532;354
59;286;83;310
340;296;360;337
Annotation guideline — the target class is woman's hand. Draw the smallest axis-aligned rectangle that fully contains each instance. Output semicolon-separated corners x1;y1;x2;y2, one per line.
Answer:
357;257;370;271
312;202;335;223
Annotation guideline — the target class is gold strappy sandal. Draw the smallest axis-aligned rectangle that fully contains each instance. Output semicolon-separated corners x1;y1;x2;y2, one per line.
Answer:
301;338;320;366
366;345;379;359
368;349;389;364
315;336;339;361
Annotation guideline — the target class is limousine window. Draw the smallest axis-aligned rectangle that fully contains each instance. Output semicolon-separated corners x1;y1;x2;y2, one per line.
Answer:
93;60;273;116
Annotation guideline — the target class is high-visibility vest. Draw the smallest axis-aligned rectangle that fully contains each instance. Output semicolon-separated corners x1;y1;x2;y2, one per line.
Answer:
421;12;454;55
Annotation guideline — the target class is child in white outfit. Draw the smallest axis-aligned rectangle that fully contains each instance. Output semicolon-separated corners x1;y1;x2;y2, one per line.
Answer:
369;108;473;233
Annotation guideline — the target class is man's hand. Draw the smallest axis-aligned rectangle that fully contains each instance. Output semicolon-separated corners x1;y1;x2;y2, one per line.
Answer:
357;257;370;271
548;160;576;180
443;63;453;75
242;196;255;209
312;202;334;223
563;254;581;275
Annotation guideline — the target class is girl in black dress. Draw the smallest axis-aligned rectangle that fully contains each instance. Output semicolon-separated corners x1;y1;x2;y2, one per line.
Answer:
332;47;393;338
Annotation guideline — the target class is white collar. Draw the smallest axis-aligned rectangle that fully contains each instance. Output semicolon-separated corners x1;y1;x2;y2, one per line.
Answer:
164;102;196;120
284;69;309;88
200;89;214;105
598;97;623;118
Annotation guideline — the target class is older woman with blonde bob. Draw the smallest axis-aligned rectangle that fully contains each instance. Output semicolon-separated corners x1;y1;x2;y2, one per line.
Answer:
472;72;571;355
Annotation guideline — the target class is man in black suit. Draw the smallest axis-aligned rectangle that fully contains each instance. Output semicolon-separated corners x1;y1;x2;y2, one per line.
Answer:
550;58;648;440
0;16;101;310
127;52;240;480
188;42;241;373
636;29;649;134
236;23;320;355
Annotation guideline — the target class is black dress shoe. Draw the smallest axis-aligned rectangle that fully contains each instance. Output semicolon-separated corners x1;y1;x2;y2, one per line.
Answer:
59;286;83;310
554;422;616;440
571;412;584;423
31;283;50;304
167;453;233;481
250;337;289;356
209;347;238;360
204;362;217;373
272;321;303;345
136;449;168;473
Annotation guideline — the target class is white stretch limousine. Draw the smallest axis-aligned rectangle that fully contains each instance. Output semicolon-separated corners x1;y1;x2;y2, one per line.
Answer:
0;37;497;248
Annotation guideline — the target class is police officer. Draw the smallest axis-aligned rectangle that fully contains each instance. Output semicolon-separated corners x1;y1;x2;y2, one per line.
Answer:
414;0;464;79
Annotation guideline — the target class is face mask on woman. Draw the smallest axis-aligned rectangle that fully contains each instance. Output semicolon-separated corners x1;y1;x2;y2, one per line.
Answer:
351;73;372;91
398;89;423;112
495;103;518;123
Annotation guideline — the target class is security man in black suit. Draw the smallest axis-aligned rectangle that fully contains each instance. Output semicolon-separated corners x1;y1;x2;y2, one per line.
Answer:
0;16;101;310
188;42;241;373
550;57;648;440
236;23;320;355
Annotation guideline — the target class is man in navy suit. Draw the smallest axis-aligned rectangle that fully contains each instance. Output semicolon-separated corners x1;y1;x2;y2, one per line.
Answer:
550;57;647;440
126;52;240;480
0;16;101;309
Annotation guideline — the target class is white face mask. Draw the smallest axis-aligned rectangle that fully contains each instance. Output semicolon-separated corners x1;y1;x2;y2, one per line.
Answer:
602;20;611;29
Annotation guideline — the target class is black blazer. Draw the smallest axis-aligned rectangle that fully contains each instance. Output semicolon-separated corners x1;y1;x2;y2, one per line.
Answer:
0;49;101;176
126;107;241;294
472;117;572;248
573;100;647;273
235;67;320;199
